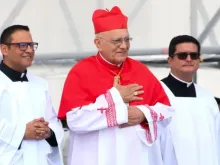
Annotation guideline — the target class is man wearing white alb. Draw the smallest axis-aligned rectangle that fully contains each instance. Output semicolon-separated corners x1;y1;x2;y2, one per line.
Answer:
0;25;64;165
160;35;220;165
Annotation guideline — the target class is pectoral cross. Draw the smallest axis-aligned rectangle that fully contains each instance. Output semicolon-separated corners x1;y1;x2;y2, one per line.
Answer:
114;75;120;84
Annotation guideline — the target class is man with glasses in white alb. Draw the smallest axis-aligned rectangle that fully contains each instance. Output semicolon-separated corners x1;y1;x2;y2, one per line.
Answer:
0;25;64;165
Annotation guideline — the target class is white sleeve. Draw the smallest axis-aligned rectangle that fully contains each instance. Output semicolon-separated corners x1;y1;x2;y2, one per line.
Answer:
0;86;26;164
0;119;26;164
45;91;64;165
66;87;128;134
160;127;178;165
208;95;220;164
214;112;220;165
135;103;174;146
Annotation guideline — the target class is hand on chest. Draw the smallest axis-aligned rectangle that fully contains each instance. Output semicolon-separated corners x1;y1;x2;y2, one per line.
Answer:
84;73;151;105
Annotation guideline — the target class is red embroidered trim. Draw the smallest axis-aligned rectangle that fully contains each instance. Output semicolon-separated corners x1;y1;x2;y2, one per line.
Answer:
145;105;158;143
104;91;118;127
159;113;164;120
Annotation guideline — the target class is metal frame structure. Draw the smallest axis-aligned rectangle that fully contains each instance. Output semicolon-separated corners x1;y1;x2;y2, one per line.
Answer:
0;0;220;68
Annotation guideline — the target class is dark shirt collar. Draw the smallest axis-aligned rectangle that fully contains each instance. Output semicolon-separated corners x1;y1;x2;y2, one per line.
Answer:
0;60;28;82
161;73;196;97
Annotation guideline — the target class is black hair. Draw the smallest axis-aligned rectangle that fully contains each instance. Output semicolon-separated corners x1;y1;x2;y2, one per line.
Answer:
0;25;30;44
168;35;200;57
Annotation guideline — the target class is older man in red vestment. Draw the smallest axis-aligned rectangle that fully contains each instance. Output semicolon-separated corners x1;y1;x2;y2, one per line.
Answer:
58;6;176;165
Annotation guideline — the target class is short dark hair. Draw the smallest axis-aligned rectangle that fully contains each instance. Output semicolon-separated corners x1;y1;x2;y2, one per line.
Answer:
0;25;30;44
168;35;200;57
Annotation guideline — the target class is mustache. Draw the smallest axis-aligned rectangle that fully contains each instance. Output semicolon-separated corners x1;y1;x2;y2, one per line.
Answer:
182;64;194;66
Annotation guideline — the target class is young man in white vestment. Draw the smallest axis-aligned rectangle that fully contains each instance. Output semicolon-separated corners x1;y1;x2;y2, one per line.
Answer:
0;25;64;165
58;6;177;165
160;35;220;165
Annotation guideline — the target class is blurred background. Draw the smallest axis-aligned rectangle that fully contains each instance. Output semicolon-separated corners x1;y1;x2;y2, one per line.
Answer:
0;0;220;163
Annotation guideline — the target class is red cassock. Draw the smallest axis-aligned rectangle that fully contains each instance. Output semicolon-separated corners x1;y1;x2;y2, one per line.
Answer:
58;53;170;130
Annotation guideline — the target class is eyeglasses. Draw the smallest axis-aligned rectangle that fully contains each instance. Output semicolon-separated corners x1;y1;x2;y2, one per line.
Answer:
173;52;200;60
98;37;132;45
4;42;38;51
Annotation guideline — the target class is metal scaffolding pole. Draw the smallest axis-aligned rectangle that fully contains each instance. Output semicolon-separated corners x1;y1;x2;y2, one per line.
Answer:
128;0;147;25
0;0;28;34
59;0;83;51
198;6;220;44
191;0;198;83
1;47;219;61
196;4;220;83
191;0;198;38
34;46;220;60
197;1;219;45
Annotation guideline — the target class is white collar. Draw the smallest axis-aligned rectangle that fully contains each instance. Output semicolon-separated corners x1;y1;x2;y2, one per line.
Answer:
99;53;122;67
170;72;193;87
21;73;25;78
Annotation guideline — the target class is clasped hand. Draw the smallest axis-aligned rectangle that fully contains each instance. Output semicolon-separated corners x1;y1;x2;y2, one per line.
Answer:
120;106;146;128
24;117;51;140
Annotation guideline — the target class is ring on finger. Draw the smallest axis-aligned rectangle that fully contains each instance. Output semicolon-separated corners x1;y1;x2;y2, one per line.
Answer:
134;91;138;96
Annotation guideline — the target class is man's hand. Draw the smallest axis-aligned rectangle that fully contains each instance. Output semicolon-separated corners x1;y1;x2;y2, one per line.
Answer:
24;117;51;140
34;117;51;139
24;119;40;140
113;76;144;103
119;106;146;128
